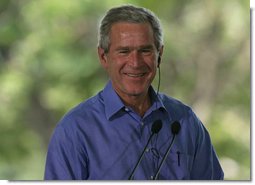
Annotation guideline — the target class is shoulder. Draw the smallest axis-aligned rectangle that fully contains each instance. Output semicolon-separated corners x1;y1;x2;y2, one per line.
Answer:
57;91;104;129
158;93;205;135
159;93;194;120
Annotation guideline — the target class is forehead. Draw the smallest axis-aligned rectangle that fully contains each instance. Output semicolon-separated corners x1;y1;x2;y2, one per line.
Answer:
109;22;155;44
110;22;152;30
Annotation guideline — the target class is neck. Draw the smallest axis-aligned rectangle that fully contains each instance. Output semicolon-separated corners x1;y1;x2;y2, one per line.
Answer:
120;92;151;117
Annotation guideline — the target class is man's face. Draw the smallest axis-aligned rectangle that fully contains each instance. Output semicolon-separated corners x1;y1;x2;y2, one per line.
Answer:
98;22;162;99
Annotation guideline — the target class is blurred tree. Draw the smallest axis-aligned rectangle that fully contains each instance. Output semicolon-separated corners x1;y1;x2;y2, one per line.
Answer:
0;0;250;180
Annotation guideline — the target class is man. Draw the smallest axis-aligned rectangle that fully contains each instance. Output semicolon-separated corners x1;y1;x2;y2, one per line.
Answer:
44;4;224;180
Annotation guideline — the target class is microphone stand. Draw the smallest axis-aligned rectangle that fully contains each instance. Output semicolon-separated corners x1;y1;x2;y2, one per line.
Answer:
152;134;177;180
128;120;162;180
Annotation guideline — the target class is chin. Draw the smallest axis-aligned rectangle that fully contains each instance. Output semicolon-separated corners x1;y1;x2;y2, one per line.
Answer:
125;87;147;96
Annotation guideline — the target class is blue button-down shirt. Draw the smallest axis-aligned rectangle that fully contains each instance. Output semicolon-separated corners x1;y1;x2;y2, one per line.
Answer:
44;81;224;180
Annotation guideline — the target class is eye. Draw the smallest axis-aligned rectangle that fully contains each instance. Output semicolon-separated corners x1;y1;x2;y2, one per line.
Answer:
118;49;130;54
140;48;153;55
141;49;151;53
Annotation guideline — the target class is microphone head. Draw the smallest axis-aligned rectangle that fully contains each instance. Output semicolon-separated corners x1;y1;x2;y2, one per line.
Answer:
171;121;181;135
151;120;162;134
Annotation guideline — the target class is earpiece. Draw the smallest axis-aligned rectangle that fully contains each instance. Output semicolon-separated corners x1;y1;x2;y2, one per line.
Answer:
157;56;161;68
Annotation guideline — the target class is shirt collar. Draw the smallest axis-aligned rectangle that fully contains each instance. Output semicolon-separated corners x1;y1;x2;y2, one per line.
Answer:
145;86;167;117
102;81;167;120
102;81;125;120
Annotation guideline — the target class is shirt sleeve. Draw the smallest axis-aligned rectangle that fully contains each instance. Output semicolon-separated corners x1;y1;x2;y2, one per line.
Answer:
189;112;224;180
44;123;88;180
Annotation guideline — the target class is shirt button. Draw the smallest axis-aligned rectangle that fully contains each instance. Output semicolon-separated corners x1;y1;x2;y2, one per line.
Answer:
124;107;129;112
146;148;150;152
150;175;154;179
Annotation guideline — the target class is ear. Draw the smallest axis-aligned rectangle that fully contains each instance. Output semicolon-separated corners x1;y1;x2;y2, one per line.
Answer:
157;45;164;68
98;47;108;70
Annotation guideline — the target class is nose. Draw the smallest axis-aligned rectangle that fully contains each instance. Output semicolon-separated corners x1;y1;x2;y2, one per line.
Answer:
129;51;141;67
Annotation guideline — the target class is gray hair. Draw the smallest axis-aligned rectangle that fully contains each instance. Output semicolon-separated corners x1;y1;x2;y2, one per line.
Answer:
98;5;164;53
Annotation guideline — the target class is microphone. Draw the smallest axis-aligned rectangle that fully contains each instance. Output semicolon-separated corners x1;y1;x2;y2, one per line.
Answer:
128;120;163;180
153;121;181;180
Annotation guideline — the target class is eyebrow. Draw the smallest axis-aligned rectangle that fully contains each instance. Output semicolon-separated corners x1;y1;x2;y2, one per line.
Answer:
115;45;154;51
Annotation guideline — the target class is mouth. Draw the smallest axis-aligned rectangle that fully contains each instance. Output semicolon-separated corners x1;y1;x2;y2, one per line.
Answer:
124;73;146;78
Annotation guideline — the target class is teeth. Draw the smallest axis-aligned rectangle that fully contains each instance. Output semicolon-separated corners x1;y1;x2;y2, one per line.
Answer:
126;73;145;77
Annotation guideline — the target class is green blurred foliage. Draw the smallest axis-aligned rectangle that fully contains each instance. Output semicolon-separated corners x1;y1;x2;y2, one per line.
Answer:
0;0;250;180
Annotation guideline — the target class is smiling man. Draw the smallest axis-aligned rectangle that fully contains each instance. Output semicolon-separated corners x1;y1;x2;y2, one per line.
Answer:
44;5;224;180
98;22;162;116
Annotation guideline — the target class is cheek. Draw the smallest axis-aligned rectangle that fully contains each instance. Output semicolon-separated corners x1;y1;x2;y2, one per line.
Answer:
107;60;122;76
147;59;158;73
